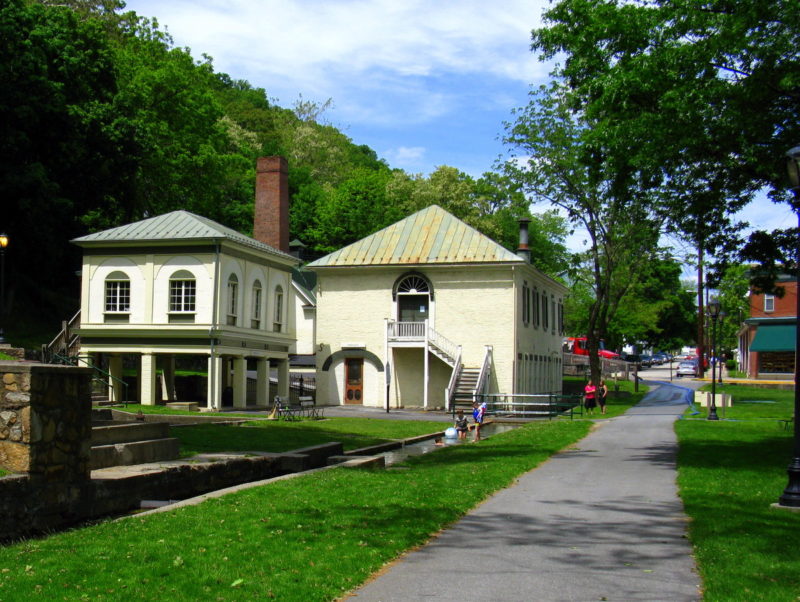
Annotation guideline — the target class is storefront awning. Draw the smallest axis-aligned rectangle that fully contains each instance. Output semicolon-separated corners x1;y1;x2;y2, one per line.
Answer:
749;324;797;352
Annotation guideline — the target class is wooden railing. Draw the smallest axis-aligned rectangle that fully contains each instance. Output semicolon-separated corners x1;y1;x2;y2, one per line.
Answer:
42;310;81;363
445;346;463;411
387;320;459;364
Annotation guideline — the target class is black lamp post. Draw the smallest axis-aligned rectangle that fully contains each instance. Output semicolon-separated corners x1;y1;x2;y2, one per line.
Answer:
0;233;7;345
707;297;721;421
718;311;727;384
777;146;800;507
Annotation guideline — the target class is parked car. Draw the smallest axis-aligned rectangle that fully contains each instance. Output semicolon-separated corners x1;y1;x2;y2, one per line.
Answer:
652;352;669;365
621;352;644;369
676;360;698;378
640;354;653;367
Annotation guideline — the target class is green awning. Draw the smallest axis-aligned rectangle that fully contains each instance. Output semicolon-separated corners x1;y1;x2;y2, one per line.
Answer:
750;324;797;352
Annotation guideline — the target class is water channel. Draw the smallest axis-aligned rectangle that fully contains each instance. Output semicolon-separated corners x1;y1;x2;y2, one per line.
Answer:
379;422;519;466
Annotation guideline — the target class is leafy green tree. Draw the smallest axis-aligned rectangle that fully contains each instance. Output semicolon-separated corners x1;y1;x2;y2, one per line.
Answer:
1;0;130;321
530;0;799;280
504;84;662;383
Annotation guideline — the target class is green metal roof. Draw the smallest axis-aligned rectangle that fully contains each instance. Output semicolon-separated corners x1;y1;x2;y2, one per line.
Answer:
307;205;523;268
72;210;295;261
750;324;797;352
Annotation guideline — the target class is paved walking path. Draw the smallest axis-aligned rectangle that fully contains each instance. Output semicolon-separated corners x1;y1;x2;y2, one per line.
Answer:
350;382;702;601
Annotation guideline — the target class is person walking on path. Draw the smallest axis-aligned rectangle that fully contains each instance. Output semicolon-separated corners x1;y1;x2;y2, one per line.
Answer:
350;382;701;601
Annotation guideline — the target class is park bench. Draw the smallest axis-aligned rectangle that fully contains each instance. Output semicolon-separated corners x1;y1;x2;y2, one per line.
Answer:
299;396;324;419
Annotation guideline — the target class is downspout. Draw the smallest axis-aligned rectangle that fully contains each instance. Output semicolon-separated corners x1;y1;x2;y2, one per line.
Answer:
209;240;221;410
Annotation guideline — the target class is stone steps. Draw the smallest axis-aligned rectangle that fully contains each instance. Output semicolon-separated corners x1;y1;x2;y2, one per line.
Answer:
90;421;180;470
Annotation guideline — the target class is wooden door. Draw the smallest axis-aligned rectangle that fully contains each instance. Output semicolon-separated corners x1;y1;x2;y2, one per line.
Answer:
344;358;363;404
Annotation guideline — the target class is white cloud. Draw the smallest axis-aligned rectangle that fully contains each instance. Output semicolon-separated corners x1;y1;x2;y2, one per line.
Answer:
127;0;550;123
383;146;427;169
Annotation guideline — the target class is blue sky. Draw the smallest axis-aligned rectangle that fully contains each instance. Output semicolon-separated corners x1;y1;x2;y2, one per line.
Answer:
122;0;795;254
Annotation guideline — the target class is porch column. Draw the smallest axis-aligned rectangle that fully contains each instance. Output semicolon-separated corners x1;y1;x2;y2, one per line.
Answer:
256;358;269;407
140;353;157;406
232;356;248;408
207;354;223;411
276;358;290;401
423;321;429;409
161;354;176;402
108;354;123;403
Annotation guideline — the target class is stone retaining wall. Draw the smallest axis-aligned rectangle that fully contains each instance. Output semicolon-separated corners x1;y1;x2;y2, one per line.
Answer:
0;362;94;539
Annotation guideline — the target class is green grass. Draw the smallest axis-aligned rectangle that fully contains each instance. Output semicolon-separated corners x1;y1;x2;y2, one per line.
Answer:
173;417;450;455
676;384;800;601
0;352;15;361
0;420;590;601
690;383;794;421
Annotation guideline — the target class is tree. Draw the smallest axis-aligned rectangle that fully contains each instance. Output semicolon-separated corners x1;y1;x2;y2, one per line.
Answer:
0;0;131;323
531;0;800;279
504;84;663;384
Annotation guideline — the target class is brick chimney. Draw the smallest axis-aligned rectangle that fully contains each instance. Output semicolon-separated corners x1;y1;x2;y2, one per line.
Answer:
254;156;289;253
516;217;531;263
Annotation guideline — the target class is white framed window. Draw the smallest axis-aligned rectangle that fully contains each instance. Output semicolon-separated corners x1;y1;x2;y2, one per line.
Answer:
169;271;196;313
542;289;549;331
227;274;239;326
522;281;530;325
273;285;284;332
764;294;775;313
251;280;262;329
105;271;130;313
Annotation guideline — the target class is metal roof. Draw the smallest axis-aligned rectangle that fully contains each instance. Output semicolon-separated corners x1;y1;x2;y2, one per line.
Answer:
72;210;295;261
307;205;523;268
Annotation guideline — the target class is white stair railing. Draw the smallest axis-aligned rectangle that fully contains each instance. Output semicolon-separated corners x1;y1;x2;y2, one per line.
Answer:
474;345;493;402
445;346;463;412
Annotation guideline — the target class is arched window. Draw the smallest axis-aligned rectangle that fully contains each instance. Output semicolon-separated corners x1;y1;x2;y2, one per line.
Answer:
251;280;263;329
169;270;196;323
227;274;239;326
273;285;284;332
105;271;130;314
393;272;433;323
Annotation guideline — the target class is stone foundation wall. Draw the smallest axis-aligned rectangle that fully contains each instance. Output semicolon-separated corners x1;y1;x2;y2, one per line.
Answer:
0;362;94;539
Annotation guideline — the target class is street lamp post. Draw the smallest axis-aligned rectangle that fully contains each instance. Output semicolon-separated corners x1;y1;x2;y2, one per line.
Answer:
0;233;7;345
718;311;727;384
777;146;800;507
707;297;721;421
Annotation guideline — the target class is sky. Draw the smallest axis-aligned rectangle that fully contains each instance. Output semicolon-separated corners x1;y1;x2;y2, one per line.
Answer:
121;0;796;254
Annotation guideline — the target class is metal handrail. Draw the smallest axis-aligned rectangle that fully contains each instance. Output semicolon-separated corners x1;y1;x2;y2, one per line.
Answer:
51;351;129;407
478;392;582;419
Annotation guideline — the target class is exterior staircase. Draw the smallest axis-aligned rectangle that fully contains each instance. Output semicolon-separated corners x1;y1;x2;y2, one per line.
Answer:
90;409;180;470
451;366;480;410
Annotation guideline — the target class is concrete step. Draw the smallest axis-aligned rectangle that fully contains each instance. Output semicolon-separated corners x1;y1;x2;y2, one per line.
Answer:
90;437;181;470
91;422;171;446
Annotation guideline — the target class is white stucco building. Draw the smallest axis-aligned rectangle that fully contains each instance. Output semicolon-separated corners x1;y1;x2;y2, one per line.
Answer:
72;157;298;409
307;205;568;409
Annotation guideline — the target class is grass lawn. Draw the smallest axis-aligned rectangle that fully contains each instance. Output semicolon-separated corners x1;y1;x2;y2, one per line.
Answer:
172;417;453;455
0;419;590;601
676;383;800;601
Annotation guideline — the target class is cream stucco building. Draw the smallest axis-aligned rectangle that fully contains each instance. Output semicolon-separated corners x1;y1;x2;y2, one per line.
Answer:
307;205;568;410
72;157;299;410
